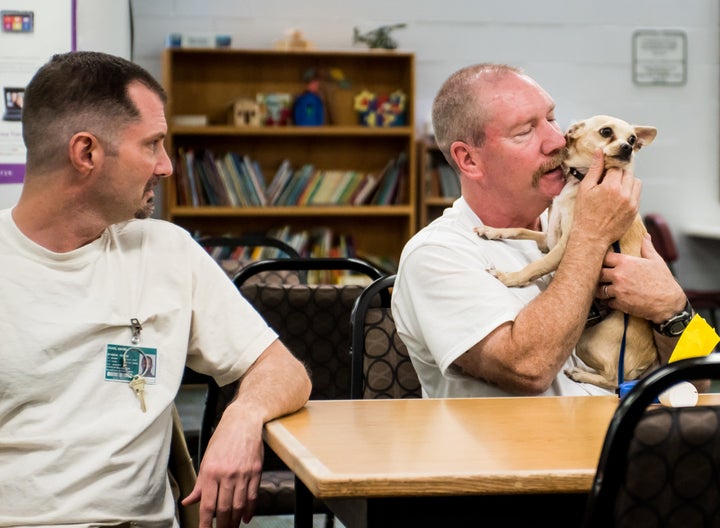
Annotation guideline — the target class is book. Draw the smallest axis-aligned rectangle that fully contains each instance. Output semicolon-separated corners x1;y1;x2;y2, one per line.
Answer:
193;152;219;205
336;171;365;205
371;158;400;205
392;152;408;205
438;163;461;198
211;155;239;206
174;149;190;206
296;169;324;205
330;171;359;205
242;154;268;206
310;170;345;205
181;148;201;207
204;150;235;206
286;165;315;205
266;159;293;205
227;152;261;206
352;173;381;205
222;152;250;206
219;154;248;206
275;164;313;205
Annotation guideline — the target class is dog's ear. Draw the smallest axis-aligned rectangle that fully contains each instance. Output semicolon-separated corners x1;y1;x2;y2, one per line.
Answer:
564;121;586;142
633;126;657;149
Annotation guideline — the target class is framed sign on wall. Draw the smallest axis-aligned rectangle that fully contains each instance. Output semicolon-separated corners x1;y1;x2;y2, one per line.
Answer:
632;29;687;86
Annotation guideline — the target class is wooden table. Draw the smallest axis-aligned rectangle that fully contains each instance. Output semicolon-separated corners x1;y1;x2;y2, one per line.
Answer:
264;395;720;528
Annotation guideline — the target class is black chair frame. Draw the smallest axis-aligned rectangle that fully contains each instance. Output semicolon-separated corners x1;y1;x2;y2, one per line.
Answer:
233;256;383;287
582;353;720;528
349;274;395;399
197;234;301;259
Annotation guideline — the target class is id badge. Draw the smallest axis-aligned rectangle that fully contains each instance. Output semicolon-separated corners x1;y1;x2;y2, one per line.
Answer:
105;343;158;384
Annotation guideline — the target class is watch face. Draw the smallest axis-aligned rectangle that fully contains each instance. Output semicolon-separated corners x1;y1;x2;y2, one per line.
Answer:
667;320;687;336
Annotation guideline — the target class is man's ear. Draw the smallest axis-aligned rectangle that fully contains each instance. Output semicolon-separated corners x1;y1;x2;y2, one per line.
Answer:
449;140;482;178
68;132;101;175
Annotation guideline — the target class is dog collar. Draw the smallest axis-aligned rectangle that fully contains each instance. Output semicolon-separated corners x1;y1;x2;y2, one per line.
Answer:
568;167;587;180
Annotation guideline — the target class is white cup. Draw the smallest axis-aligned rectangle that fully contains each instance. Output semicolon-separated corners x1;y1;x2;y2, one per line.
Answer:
658;381;698;407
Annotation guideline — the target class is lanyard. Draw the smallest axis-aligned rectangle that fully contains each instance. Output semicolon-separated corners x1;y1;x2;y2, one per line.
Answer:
612;240;630;387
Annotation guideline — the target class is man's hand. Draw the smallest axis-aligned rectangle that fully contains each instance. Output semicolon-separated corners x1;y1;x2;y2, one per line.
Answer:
181;409;265;527
573;149;642;249
598;234;686;323
180;340;311;528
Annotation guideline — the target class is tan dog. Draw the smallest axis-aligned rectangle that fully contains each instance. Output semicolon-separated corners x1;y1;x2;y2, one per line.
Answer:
474;115;658;390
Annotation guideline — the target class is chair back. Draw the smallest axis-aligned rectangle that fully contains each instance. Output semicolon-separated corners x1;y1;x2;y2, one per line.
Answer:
644;213;679;271
642;213;720;328
350;274;421;399
582;354;720;528
234;257;384;400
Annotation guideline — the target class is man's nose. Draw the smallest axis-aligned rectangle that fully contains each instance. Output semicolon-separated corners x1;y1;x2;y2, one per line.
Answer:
156;147;173;178
544;121;566;154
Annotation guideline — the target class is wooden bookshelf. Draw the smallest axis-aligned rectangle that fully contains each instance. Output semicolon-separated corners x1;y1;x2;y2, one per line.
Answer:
416;137;458;228
162;48;416;266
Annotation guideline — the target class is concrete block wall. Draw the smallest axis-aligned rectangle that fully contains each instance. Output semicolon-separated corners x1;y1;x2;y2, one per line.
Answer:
130;0;720;290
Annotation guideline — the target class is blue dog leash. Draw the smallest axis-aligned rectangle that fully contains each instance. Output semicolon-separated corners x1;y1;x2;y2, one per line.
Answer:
611;240;632;395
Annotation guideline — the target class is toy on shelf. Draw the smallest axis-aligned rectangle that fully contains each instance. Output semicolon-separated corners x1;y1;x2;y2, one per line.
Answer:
352;24;406;50
274;29;313;50
293;71;324;126
353;89;407;127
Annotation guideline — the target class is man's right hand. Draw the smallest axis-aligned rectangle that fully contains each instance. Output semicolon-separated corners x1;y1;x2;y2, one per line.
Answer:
572;148;641;248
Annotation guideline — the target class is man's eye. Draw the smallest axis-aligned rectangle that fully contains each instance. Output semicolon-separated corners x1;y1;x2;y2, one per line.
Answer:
599;127;613;138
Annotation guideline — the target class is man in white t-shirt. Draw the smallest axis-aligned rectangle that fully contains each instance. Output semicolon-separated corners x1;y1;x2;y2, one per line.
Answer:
392;64;690;398
0;51;311;528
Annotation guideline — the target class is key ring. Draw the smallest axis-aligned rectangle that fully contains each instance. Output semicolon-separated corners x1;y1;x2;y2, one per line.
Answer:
122;346;149;377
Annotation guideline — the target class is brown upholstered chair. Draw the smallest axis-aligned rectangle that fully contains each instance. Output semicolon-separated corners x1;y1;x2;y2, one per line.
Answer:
191;257;384;524
350;274;422;399
644;213;720;329
582;354;720;528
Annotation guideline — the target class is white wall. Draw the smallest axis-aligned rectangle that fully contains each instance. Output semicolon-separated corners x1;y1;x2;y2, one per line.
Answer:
8;0;720;290
0;0;131;207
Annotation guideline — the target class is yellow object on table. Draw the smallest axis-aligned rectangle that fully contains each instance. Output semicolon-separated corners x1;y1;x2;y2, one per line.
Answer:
669;314;720;363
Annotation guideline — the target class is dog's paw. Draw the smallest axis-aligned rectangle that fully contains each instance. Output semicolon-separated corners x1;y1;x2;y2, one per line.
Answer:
564;367;582;382
474;226;505;240
486;269;529;288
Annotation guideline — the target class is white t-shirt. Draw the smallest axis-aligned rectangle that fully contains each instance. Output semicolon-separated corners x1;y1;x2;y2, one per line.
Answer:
392;198;611;398
0;210;278;527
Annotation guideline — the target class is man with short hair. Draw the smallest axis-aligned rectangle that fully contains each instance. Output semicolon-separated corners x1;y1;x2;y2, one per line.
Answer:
0;51;311;528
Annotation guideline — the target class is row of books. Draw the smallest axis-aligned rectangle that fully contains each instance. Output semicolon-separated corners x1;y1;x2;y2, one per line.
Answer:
426;162;461;199
202;225;355;260
198;225;398;283
175;148;408;207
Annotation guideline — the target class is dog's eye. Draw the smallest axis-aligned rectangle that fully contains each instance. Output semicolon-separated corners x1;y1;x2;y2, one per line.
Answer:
599;127;613;138
628;135;637;146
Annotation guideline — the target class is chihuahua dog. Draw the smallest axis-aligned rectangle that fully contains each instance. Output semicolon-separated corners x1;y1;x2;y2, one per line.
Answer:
474;115;658;390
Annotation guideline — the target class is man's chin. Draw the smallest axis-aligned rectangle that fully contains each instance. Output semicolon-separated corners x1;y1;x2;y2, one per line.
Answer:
134;203;155;219
538;168;566;198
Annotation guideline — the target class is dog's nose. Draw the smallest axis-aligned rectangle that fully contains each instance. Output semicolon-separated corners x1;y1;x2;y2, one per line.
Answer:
618;143;633;160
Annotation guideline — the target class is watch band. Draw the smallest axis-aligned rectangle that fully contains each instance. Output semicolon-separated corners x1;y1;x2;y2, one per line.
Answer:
653;298;693;337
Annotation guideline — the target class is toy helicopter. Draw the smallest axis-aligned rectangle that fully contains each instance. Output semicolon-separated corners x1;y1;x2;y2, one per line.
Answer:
353;23;406;50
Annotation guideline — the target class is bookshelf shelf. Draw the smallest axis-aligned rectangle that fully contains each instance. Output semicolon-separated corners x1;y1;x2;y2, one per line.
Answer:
417;138;459;228
162;48;416;264
171;125;414;137
169;205;415;217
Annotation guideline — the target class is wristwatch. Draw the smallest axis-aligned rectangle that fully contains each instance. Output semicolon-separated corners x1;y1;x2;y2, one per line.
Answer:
653;299;693;337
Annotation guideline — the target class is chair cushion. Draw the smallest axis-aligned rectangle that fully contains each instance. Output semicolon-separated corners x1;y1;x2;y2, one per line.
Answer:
615;405;720;527
240;283;365;399
363;307;421;399
255;470;296;515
